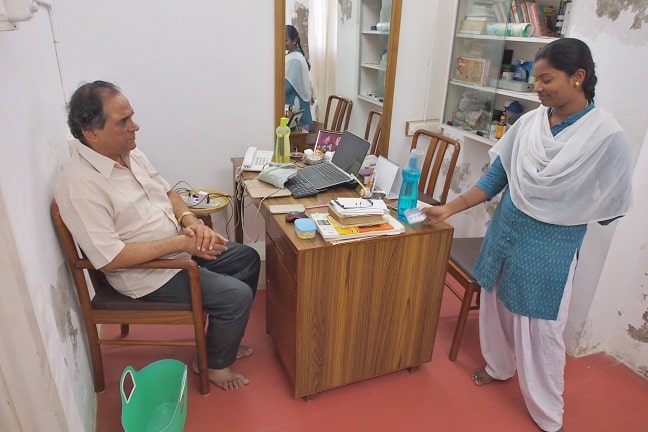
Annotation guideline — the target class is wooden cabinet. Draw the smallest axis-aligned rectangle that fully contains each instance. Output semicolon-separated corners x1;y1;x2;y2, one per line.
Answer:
442;0;559;146
263;199;453;398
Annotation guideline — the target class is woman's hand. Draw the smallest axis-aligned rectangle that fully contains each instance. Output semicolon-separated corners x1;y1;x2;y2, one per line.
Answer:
421;205;453;225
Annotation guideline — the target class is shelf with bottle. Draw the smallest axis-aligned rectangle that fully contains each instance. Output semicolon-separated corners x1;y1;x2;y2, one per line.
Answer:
443;0;562;141
359;0;390;108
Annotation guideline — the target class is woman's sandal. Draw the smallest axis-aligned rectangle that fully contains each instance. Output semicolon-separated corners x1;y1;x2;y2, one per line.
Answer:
471;367;496;386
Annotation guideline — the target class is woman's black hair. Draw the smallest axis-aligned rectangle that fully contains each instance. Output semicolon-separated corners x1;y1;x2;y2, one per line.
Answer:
286;24;311;70
67;80;121;145
535;38;597;103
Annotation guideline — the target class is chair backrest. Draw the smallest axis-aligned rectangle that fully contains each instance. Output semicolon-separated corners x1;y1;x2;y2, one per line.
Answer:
323;95;353;132
364;110;383;155
51;200;106;313
410;130;461;205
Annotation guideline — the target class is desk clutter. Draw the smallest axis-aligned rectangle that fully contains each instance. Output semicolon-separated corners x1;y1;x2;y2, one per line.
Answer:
283;197;405;243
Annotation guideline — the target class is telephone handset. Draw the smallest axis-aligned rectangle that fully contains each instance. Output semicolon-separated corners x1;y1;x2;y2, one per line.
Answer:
242;147;274;172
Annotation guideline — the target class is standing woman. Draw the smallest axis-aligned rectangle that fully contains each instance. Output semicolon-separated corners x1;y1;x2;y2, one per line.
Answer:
285;24;313;131
421;38;633;432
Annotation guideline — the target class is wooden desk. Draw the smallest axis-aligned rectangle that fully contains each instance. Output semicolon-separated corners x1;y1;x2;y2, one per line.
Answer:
231;157;454;398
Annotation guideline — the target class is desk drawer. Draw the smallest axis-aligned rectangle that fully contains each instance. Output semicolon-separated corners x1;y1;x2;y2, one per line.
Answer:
266;217;298;280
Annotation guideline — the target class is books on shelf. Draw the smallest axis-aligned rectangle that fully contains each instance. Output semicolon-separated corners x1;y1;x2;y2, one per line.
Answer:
527;3;557;36
459;19;489;34
557;0;572;37
310;212;405;242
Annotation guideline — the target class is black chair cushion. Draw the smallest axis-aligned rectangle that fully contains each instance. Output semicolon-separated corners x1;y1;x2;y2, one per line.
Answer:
92;284;191;311
450;237;484;277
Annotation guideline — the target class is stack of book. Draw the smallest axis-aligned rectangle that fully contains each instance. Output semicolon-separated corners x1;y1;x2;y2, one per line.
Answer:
306;198;404;243
459;0;499;34
328;198;388;227
310;212;405;243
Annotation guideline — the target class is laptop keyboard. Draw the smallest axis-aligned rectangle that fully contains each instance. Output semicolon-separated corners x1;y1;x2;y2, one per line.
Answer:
313;163;351;184
285;174;319;198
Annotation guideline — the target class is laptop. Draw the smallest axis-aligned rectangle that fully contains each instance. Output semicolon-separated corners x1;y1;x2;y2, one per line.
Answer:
286;131;370;197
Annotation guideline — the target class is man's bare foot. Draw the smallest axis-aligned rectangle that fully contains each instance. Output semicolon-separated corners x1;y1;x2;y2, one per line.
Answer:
471;367;496;386
192;360;249;391
236;344;254;359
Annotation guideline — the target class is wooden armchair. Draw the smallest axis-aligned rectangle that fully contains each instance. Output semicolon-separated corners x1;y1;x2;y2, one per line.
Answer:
50;200;210;395
410;129;461;205
364;110;383;155
322;95;353;132
446;237;484;361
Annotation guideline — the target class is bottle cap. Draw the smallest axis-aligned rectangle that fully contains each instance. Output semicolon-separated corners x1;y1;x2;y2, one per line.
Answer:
280;117;288;127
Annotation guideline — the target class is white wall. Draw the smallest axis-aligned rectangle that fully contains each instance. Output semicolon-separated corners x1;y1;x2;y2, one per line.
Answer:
563;0;648;371
0;3;89;430
55;0;276;192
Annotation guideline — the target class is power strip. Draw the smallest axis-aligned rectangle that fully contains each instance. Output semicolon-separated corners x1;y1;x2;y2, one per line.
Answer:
184;194;222;208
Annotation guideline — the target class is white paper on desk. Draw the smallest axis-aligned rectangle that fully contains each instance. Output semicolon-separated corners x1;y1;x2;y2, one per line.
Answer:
243;179;292;199
374;156;402;199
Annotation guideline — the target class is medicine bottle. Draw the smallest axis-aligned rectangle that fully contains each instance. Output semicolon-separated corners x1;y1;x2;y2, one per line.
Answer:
495;114;507;139
274;117;291;163
397;150;423;222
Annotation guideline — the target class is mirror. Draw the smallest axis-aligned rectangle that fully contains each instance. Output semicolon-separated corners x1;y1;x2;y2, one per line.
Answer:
275;0;401;157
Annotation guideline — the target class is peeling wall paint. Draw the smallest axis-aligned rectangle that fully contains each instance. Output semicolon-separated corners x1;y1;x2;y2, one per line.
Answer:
52;265;80;360
597;0;648;29
627;309;648;342
338;0;352;23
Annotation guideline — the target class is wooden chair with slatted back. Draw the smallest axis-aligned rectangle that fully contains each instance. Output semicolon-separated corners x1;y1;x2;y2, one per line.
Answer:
51;200;211;395
322;95;353;132
445;237;484;360
364;110;383;154
410;129;461;205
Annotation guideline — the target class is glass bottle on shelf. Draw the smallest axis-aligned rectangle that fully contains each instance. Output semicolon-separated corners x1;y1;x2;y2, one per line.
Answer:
495;113;507;139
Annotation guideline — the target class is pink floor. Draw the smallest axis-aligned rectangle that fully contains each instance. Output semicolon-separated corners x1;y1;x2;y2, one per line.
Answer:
96;285;648;431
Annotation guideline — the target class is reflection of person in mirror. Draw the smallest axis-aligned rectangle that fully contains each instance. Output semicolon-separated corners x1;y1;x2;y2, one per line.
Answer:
285;24;313;131
317;134;341;153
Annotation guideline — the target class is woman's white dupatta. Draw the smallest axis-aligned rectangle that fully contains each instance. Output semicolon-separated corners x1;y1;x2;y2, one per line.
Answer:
490;106;633;226
285;51;312;103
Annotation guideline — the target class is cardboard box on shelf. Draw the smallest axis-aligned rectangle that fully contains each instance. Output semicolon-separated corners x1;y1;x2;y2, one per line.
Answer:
454;57;491;86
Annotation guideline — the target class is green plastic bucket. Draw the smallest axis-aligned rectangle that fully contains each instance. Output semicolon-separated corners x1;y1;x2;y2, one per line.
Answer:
120;359;188;432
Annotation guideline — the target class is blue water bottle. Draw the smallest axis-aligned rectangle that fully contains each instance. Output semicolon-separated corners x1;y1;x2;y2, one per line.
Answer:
397;150;423;221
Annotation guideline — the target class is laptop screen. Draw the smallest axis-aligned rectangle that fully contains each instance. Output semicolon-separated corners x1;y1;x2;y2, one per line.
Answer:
331;131;371;176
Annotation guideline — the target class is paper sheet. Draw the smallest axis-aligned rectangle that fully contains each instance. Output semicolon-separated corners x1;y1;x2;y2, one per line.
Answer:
243;178;292;199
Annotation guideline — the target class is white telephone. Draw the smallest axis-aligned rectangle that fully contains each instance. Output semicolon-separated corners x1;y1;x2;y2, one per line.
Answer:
242;147;274;172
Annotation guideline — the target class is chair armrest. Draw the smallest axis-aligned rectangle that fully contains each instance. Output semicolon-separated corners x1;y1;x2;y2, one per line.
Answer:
75;258;204;313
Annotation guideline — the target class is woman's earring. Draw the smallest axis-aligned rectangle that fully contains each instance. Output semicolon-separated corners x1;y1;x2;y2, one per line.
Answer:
575;81;580;87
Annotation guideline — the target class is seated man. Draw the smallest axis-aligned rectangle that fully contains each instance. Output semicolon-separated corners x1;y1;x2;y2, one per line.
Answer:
55;80;260;391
